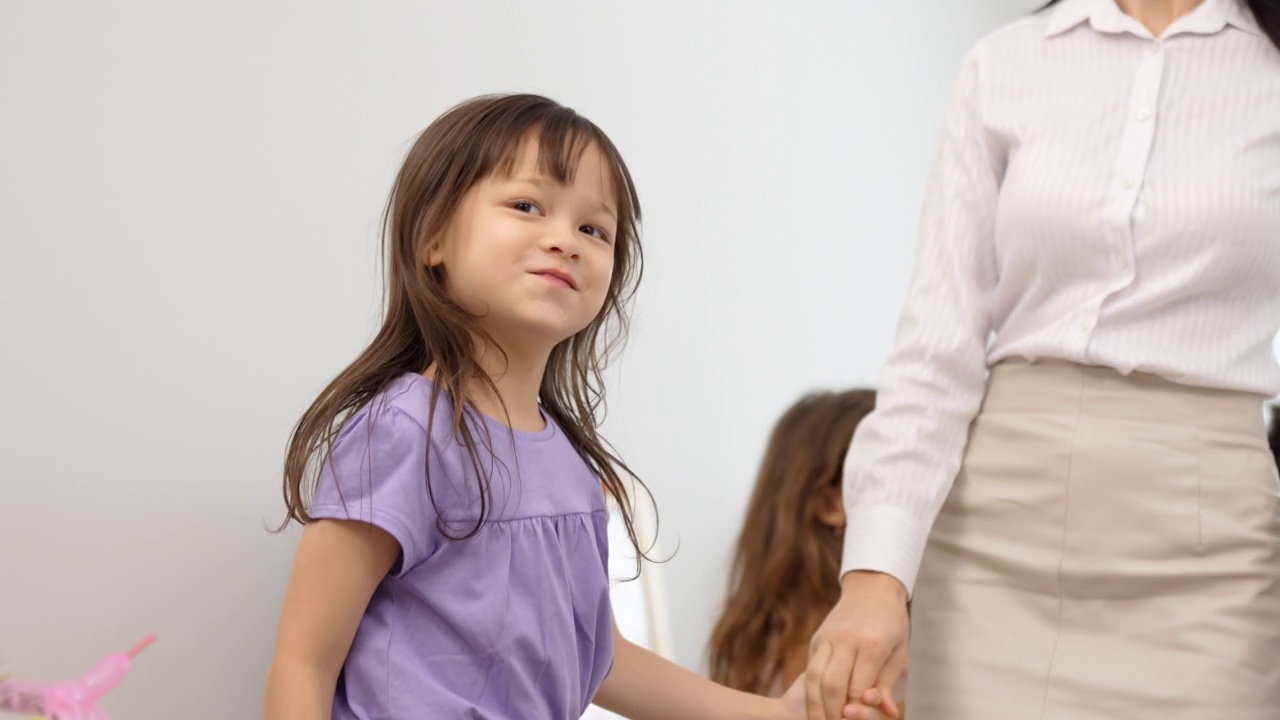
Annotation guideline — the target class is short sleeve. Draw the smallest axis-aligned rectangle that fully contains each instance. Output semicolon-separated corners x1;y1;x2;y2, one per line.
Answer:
309;401;441;576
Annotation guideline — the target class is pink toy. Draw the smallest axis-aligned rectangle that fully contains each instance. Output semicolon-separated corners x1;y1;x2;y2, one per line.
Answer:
0;635;155;720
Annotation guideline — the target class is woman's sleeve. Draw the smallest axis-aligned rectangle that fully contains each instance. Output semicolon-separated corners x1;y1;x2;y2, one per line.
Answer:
840;44;1004;596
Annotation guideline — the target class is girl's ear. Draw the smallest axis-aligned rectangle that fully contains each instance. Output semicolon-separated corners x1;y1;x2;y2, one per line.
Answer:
423;235;445;268
814;485;846;530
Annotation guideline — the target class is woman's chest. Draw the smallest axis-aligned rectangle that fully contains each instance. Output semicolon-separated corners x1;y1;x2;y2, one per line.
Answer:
984;48;1280;288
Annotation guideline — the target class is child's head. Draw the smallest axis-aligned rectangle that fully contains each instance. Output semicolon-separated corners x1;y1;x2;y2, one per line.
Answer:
386;93;642;366
708;388;877;694
282;94;648;553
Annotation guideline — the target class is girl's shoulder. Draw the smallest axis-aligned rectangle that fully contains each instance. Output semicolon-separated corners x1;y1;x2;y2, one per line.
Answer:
368;371;437;430
318;373;454;501
335;372;451;448
310;373;448;567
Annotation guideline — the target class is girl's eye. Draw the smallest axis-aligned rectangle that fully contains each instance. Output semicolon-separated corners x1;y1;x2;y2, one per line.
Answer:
580;225;612;244
512;200;543;215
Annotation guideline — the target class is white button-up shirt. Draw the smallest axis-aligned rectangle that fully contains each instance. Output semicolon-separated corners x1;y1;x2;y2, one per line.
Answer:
841;0;1280;593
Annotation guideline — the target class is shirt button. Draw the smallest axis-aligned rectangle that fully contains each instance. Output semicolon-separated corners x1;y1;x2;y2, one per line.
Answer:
1116;255;1129;269
1122;177;1135;190
1079;319;1091;332
1147;41;1162;55
1137;108;1152;122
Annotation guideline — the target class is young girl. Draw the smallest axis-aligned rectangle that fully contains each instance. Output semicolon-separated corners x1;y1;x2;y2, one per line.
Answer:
709;390;899;716
262;93;807;720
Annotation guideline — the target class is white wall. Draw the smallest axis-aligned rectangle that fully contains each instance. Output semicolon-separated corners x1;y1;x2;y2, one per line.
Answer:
0;1;1038;717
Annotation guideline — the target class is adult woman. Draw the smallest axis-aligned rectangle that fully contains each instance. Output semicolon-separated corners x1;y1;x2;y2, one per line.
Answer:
804;1;1280;719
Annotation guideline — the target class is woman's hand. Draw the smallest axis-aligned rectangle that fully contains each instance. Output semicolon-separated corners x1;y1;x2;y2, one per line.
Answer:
803;571;908;720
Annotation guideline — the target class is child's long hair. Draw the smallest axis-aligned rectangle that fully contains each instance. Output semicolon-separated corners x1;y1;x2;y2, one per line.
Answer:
708;389;877;694
279;94;651;559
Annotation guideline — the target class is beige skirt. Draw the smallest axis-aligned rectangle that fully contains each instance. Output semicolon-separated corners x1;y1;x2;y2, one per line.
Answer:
906;361;1280;719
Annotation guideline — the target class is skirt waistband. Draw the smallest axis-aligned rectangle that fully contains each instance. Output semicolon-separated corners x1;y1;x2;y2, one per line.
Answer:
984;360;1267;436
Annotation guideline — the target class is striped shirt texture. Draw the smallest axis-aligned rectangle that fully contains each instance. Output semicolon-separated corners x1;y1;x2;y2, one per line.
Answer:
841;0;1280;592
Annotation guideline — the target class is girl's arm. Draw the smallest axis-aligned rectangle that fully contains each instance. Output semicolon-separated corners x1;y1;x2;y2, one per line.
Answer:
263;518;400;720
592;618;803;720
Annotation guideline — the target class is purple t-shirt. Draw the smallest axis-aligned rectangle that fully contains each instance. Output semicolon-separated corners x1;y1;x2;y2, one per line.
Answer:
309;373;614;719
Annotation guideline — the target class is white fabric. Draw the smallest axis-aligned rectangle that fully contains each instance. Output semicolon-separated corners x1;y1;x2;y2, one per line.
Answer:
840;0;1280;593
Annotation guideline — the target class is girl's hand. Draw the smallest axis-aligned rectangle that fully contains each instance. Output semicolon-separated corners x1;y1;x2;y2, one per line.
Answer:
780;675;883;720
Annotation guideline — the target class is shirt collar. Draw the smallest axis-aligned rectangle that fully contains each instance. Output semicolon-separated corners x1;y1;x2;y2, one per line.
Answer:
1222;0;1266;38
1044;0;1264;40
1044;0;1130;37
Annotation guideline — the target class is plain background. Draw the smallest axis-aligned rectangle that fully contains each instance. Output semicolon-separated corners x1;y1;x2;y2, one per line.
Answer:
0;1;1099;717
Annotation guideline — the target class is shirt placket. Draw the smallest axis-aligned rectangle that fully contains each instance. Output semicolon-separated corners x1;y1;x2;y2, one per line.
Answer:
1082;37;1166;358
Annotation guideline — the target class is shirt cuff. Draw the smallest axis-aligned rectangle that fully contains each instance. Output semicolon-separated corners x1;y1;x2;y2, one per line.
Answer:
839;504;931;598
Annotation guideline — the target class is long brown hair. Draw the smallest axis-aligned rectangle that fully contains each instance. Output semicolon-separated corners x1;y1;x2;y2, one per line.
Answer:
708;389;877;694
279;93;652;561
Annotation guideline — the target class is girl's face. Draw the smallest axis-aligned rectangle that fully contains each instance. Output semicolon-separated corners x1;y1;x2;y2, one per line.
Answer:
427;138;618;354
